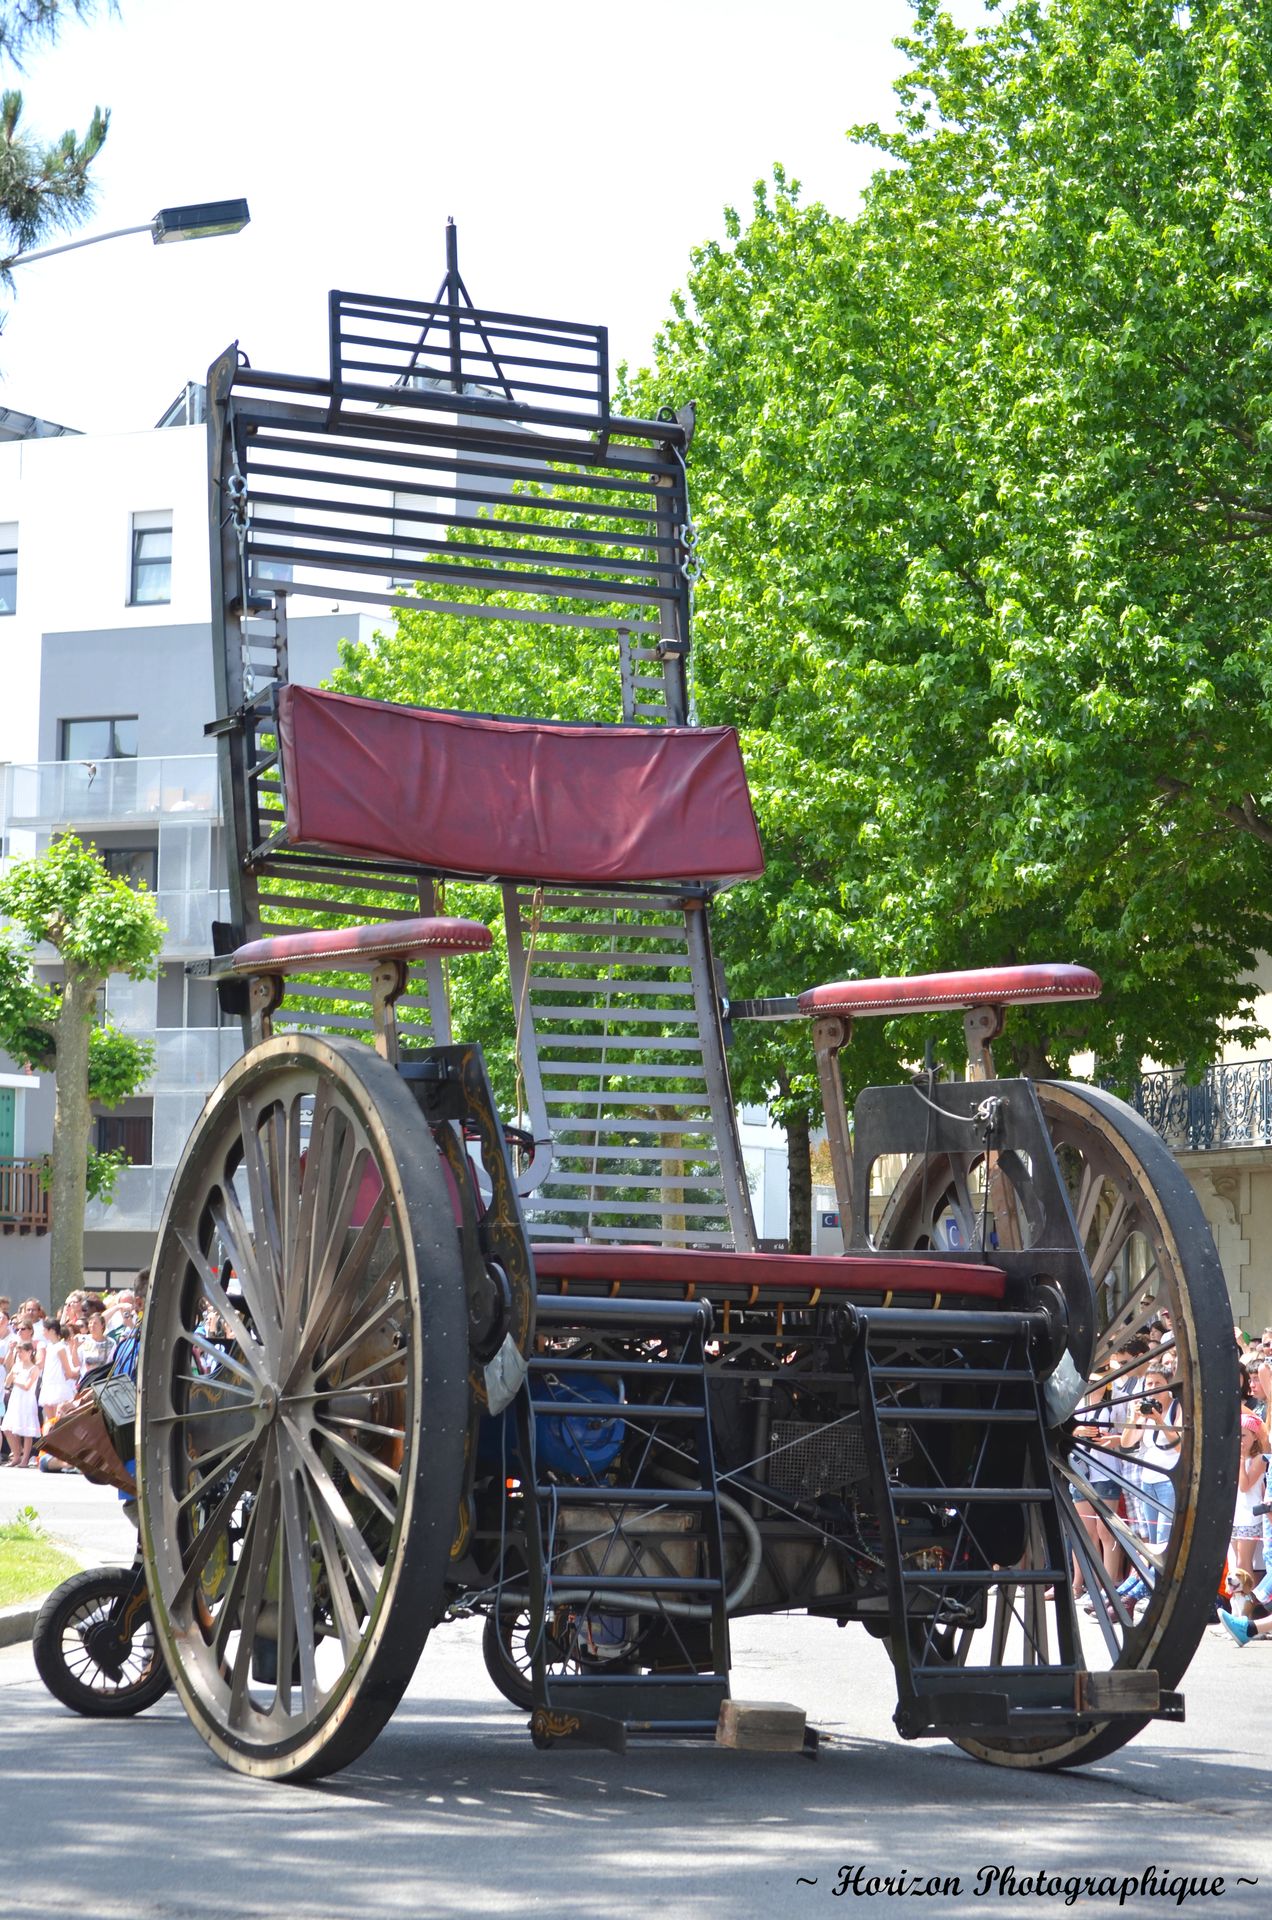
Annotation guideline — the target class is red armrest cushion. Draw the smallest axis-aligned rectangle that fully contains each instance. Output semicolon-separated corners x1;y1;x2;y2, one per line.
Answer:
229;915;491;976
798;963;1101;1020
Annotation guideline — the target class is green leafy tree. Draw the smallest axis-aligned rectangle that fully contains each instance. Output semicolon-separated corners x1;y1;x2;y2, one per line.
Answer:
623;1;1272;1105
0;833;163;1302
0;1;110;279
339;0;1272;1245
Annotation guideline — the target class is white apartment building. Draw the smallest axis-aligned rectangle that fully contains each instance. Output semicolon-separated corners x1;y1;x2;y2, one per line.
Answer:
0;393;375;1294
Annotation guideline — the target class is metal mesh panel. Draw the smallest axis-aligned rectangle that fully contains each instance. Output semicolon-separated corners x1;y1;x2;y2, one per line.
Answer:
767;1419;914;1499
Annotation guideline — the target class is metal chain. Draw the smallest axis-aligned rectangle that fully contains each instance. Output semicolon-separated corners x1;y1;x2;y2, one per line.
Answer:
226;454;254;701
673;445;700;724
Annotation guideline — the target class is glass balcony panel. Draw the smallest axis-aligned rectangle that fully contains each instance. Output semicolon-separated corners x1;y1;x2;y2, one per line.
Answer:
158;818;212;892
105;974;158;1034
154;889;219;954
152;1028;241;1091
160;758;218;816
86;1164;157;1231
1;755;218;832
153;1089;213;1170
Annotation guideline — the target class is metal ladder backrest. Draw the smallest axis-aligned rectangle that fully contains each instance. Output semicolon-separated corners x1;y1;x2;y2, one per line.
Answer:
206;235;755;1249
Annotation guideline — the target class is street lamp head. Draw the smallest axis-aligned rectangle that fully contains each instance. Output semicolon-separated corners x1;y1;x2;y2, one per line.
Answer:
150;199;251;245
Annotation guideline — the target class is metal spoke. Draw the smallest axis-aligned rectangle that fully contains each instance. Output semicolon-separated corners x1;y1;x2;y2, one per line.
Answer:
1087;1193;1132;1289
226;1466;282;1730
1074;1164;1104;1243
290;1429;385;1612
1092;1267;1163;1365
275;1429;320;1721
172;1432;268;1612
306;1484;367;1663
173;1428;260;1516
208;1188;281;1376
301;1106;361;1325
282;1081;332;1339
175;1232;264;1375
287;1188;392;1389
315;1427;401;1523
312;1287;403;1385
237;1095;286;1326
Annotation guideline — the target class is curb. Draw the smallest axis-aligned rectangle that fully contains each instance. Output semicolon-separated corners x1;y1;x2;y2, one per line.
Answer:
0;1599;44;1648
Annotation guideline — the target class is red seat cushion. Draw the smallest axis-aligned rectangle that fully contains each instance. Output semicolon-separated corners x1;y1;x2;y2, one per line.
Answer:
229;914;491;976
797;962;1101;1020
531;1242;1004;1300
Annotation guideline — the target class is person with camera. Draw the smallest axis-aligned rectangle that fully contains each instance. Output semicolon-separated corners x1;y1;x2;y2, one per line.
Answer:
1105;1367;1181;1620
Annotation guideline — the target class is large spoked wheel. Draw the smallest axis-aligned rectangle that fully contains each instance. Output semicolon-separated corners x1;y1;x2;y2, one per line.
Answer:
876;1079;1238;1770
139;1033;470;1782
33;1567;171;1717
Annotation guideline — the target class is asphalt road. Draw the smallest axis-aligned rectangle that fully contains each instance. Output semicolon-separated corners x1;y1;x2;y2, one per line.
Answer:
2;1475;1268;1920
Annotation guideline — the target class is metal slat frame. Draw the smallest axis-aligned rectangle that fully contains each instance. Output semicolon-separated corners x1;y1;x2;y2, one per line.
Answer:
207;245;769;1257
504;884;755;1249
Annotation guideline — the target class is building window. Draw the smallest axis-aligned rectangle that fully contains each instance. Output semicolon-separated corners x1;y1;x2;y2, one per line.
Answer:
60;716;138;761
130;510;172;605
0;522;16;614
102;846;158;891
95;1110;153;1166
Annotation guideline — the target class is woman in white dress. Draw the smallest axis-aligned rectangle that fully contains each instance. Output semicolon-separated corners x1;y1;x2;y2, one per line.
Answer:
39;1317;79;1428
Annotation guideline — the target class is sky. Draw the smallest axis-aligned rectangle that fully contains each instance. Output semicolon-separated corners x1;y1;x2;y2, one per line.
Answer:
0;0;986;437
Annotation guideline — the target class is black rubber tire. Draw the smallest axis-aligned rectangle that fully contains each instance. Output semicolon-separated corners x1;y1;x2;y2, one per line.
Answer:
876;1078;1239;1770
139;1033;471;1782
482;1602;537;1711
33;1567;171;1717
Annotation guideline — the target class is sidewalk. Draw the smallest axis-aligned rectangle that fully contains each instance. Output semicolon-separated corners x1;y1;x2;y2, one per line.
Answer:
0;1467;137;1648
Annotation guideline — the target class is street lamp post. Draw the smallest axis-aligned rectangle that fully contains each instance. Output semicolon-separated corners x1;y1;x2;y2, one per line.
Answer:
5;197;250;269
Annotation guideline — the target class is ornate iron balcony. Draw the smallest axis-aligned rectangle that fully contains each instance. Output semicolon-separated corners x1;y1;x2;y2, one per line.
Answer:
1132;1059;1272;1153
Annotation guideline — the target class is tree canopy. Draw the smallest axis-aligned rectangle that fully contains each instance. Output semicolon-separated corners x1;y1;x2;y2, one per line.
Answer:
0;832;162;1300
337;0;1272;1247
624;0;1272;1091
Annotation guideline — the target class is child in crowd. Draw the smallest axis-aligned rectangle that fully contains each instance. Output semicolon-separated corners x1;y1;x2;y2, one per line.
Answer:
1;1335;42;1468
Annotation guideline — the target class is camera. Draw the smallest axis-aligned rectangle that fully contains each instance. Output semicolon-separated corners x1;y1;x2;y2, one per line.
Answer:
1138;1397;1158;1416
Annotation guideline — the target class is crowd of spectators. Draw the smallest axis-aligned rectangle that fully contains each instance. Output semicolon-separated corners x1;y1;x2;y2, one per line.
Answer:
0;1282;145;1470
1219;1326;1272;1645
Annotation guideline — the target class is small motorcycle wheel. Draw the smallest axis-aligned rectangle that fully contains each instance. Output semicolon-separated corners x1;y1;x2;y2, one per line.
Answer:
33;1567;171;1717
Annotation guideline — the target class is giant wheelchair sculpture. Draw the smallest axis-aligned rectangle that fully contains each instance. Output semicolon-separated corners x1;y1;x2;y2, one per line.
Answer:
134;233;1238;1781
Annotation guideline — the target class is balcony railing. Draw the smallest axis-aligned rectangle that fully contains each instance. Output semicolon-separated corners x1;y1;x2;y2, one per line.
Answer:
3;755;217;829
0;1158;50;1234
1133;1059;1272;1153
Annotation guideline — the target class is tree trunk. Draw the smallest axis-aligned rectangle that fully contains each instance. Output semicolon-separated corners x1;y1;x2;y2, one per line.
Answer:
1010;1040;1055;1079
783;1110;812;1255
49;970;96;1308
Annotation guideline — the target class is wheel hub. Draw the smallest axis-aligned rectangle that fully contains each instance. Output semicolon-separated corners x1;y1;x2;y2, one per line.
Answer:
82;1619;131;1680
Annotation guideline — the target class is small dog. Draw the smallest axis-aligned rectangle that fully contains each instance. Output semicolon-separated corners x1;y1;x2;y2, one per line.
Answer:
1225;1567;1264;1620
